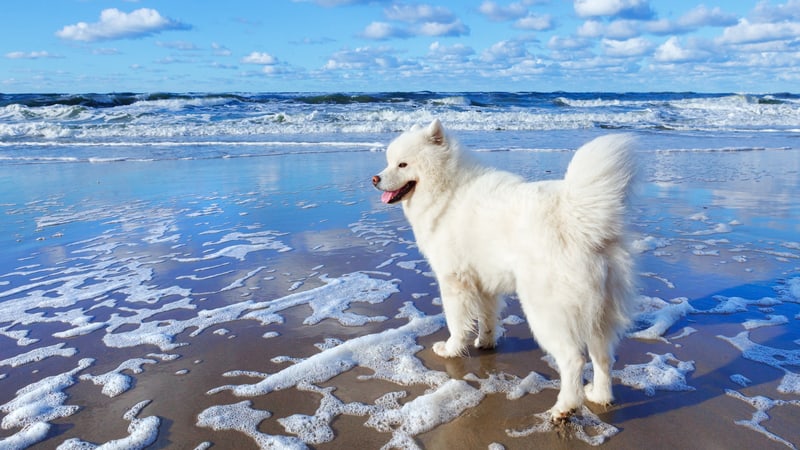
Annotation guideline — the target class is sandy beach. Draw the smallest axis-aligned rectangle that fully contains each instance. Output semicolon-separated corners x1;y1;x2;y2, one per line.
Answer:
1;141;799;449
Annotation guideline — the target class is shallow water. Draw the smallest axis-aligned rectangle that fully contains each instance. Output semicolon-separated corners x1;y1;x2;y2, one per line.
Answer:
1;114;799;448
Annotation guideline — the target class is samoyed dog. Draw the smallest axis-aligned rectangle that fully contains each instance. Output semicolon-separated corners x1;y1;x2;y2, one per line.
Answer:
372;119;637;422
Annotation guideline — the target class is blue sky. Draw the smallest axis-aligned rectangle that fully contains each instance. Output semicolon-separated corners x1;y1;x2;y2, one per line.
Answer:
2;0;799;93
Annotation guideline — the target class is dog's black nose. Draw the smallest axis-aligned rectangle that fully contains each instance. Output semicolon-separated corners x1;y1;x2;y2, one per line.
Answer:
372;175;380;186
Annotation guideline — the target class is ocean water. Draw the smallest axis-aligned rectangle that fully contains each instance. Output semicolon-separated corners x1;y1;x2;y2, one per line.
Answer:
1;91;799;163
1;92;799;449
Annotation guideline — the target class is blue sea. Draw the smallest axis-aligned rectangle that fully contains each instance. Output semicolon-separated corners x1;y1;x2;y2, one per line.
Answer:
1;92;799;448
1;91;799;163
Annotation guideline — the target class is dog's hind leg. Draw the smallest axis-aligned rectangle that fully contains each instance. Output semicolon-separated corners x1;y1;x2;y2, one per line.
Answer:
475;294;504;350
546;340;586;422
585;334;616;406
520;294;586;421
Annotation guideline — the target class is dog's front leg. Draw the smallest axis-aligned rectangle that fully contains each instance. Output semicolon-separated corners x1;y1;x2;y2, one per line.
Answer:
433;277;472;358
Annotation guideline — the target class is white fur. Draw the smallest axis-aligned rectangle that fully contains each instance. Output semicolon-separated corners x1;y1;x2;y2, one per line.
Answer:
374;119;637;421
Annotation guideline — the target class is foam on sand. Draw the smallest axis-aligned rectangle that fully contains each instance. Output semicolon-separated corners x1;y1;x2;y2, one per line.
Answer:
628;296;695;342
725;390;800;450
742;314;789;330
2;235;796;448
364;379;484;448
196;401;305;449
0;422;51;449
632;235;672;253
506;406;620;446
700;295;781;315
463;370;558;399
79;358;159;397
175;230;293;262
202;295;705;448
0;343;77;368
777;277;800;302
718;331;800;396
1;358;93;431
613;353;696;396
277;383;370;445
57;400;161;450
208;302;448;398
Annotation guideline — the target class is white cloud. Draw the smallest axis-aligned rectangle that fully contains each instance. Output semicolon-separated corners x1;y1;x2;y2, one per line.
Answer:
479;1;528;21
362;21;410;40
324;46;400;71
240;51;289;77
515;14;554;31
362;4;468;40
654;36;709;62
212;43;232;56
678;5;738;29
644;18;673;35
727;39;796;54
417;20;469;37
210;61;237;70
55;8;188;42
574;0;654;19
718;18;800;44
601;37;653;57
156;40;199;51
557;55;626;70
576;18;640;39
363;22;393;39
261;65;286;75
480;39;530;63
605;19;640;39
646;5;738;34
384;3;455;23
491;58;547;78
752;0;800;22
428;41;475;62
547;35;590;50
5;50;62;59
241;51;277;65
577;20;605;38
361;20;467;40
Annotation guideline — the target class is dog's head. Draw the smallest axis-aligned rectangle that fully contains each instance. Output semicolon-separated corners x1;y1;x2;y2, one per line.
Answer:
372;119;448;204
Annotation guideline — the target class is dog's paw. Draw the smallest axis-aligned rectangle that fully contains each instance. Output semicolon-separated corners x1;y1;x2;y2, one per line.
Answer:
474;341;497;350
474;336;497;350
433;340;464;358
549;407;576;425
584;383;614;407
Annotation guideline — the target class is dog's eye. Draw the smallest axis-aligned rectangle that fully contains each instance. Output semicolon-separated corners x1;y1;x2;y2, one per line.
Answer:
398;162;407;168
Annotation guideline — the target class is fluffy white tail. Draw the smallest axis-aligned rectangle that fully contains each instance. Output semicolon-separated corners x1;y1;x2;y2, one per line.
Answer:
562;134;637;249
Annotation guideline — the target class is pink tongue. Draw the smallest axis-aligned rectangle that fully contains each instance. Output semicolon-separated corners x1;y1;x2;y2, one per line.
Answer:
381;190;397;204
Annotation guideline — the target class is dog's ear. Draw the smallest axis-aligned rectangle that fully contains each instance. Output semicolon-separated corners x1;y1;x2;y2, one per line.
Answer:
427;119;445;146
410;124;422;132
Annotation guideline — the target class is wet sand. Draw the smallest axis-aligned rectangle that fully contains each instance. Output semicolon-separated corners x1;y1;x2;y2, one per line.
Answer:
1;147;799;449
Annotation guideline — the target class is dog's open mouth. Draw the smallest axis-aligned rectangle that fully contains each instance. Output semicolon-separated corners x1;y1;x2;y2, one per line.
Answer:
381;181;416;204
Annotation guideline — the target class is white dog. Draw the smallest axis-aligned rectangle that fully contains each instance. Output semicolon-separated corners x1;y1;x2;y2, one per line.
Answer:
373;119;637;422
